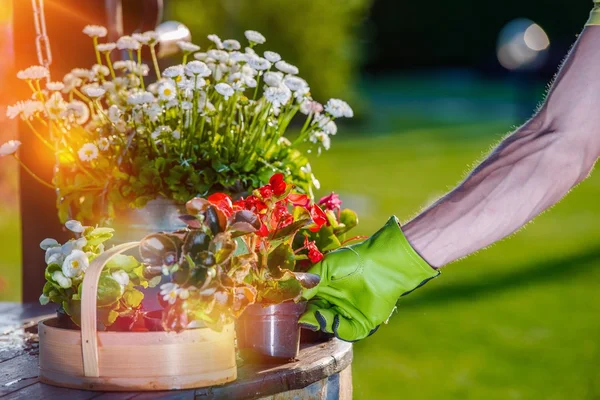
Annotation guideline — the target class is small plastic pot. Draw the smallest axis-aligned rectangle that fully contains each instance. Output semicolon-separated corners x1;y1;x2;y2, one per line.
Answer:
236;301;306;361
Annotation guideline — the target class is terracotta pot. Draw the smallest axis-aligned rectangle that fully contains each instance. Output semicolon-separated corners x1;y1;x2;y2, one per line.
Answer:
236;301;306;361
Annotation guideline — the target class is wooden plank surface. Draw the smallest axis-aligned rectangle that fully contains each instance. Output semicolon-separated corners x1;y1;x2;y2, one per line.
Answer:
0;303;353;399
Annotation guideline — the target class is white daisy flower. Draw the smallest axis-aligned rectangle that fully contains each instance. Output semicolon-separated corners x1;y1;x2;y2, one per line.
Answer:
247;56;271;71
16;65;49;80
172;129;181;139
185;60;211;77
283;76;308;92
111;270;130;289
6;101;44;120
244;30;266;44
0;140;21;157
324;120;338;135
71;68;94;80
46;81;65;91
147;103;162;122
158;81;177;101
96;42;116;52
275;60;299;75
62;249;89;278
45;246;64;265
228;51;247;64
107;105;121;124
82;85;106;98
278;137;292;146
222;39;241;50
215;83;234;100
264;51;281;63
313;131;331;150
264;86;292;108
66;100;90;125
325;98;353;118
163;65;185;79
207;34;223;49
52;270;72;289
300;99;323;115
127;91;154;105
245;47;257;56
92;64;110;77
83;25;108;38
45;92;67;119
97;137;110;151
143;30;159;44
193;52;209;61
177;41;200;53
207;49;229;63
78;143;99;162
40;238;60;250
160;282;181;305
116;35;141;50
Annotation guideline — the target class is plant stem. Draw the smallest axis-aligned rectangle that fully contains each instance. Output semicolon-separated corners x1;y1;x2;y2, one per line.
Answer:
13;155;54;189
104;52;116;79
150;44;161;80
92;37;103;66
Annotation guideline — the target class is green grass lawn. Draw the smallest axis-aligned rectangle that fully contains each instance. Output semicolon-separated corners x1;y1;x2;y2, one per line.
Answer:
1;117;599;398
310;123;600;400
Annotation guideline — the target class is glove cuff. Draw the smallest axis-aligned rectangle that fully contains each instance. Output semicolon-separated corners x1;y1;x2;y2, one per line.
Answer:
587;1;600;26
368;216;440;296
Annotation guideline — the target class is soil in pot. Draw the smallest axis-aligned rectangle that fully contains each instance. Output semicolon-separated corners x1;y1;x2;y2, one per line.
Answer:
236;301;306;363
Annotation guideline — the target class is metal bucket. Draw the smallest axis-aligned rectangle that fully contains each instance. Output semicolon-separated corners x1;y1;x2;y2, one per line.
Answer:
236;301;307;361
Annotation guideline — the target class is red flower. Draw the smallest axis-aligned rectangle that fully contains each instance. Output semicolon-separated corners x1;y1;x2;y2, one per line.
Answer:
207;193;233;217
258;184;273;199
237;195;267;213
288;193;311;207
272;202;294;228
318;192;343;211
269;173;287;196
304;237;324;263
256;222;270;237
309;204;328;232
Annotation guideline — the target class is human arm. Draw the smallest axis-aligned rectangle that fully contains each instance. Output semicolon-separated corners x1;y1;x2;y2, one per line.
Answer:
404;25;600;267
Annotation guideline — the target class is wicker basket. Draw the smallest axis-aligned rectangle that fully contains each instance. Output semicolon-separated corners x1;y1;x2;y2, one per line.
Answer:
38;242;237;391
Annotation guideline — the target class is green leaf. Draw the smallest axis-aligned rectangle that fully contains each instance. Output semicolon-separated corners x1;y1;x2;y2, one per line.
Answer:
122;288;144;308
97;307;119;328
311;224;342;252
267;243;295;277
106;254;140;272
44;264;62;281
268;216;311;241
337;209;359;235
209;233;237;264
97;275;123;307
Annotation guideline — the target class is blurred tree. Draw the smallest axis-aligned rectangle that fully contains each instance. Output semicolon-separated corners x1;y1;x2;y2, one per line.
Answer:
166;0;372;103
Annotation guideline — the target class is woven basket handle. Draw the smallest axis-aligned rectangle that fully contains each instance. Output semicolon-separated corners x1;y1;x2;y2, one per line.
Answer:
80;241;140;377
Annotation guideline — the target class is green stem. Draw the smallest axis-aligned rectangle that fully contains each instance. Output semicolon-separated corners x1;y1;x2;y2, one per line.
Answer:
104;52;116;79
150;44;161;80
93;37;103;66
13;155;54;189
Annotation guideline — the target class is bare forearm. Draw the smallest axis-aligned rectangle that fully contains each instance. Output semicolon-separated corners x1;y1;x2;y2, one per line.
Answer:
404;27;600;268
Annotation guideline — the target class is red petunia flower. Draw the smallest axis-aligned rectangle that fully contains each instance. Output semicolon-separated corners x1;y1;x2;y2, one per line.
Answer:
304;237;324;263
318;192;343;211
269;173;287;196
207;193;234;217
308;204;328;232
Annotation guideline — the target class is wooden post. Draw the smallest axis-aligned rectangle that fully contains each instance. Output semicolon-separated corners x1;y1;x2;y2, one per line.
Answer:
13;0;106;302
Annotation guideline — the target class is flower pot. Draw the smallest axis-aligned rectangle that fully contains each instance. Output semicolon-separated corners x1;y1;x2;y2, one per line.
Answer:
236;301;306;361
39;242;237;391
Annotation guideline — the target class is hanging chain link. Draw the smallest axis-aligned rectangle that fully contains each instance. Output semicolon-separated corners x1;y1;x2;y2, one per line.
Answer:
31;0;52;78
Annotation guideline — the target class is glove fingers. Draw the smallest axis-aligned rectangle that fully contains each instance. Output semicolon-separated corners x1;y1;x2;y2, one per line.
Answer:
298;299;332;331
332;314;371;343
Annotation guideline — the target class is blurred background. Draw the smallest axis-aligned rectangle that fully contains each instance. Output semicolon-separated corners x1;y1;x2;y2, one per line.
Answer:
2;0;600;398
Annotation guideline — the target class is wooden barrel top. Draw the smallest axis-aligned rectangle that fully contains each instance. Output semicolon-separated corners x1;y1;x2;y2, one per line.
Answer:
0;303;353;400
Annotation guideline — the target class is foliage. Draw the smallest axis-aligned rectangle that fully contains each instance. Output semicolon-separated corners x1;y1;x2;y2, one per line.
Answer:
141;173;360;331
5;28;353;225
39;222;153;330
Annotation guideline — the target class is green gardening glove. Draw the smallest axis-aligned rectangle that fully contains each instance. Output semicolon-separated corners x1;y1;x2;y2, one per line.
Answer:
300;216;440;342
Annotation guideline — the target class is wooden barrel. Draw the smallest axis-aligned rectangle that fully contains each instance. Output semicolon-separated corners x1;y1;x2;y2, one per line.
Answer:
38;242;237;391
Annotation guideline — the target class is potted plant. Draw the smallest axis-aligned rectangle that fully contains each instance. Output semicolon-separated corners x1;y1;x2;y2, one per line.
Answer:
177;173;362;359
39;220;155;331
2;27;354;231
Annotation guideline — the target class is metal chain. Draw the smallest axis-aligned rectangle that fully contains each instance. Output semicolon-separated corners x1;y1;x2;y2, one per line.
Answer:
31;0;52;78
